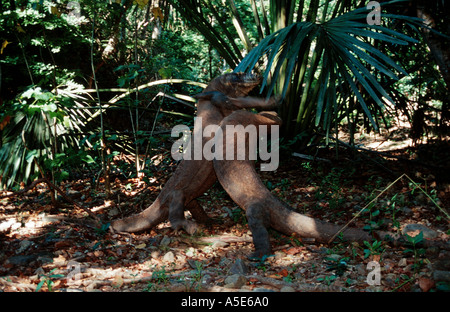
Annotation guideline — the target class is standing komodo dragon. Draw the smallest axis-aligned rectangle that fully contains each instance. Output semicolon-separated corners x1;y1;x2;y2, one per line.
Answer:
111;75;447;258
110;73;279;234
213;109;393;258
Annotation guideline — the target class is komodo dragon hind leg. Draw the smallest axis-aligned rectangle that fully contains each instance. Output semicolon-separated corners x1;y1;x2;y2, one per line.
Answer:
168;190;199;235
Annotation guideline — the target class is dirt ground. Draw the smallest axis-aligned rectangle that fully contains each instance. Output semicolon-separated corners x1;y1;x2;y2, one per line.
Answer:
1;130;449;293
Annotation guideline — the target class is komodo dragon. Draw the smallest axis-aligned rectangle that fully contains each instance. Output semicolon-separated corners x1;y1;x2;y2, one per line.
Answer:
110;73;279;234
213;110;391;258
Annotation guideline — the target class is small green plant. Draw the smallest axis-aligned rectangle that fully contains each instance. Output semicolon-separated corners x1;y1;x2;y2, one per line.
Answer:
365;176;385;198
153;266;170;284
317;274;337;286
276;178;291;192
227;207;247;225
36;269;64;292
95;222;111;236
362;240;385;259
350;242;360;260
325;257;350;276
362;202;385;232
391;273;414;292
403;232;426;272
252;254;272;271
177;260;206;292
315;168;348;210
145;265;171;291
289;234;303;247
283;275;294;283
189;261;205;291
301;161;313;171
386;193;401;231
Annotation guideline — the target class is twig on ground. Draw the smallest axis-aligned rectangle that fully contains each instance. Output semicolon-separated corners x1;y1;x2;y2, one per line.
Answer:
292;152;331;163
328;173;450;245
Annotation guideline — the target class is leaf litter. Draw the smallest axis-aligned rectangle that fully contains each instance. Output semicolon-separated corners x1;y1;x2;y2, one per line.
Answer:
1;147;449;293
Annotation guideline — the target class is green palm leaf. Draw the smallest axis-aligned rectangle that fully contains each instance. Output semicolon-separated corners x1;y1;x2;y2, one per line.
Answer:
0;85;94;189
235;3;419;133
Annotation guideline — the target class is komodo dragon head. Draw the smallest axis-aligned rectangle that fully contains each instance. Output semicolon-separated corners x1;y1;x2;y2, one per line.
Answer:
203;72;261;97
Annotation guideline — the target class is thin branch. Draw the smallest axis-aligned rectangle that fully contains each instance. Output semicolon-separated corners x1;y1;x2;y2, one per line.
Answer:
90;13;111;195
328;173;449;244
14;33;34;85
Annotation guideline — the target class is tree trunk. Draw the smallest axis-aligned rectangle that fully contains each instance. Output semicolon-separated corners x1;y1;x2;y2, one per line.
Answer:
416;9;450;88
415;4;450;136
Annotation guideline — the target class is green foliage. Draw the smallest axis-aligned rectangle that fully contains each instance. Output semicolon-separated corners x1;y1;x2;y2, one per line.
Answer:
0;83;95;189
316;274;337;286
253;254;273;270
227;206;247;225
145;265;171;291
0;1;96;189
315;168;349;210
1;0;448;191
403;231;426;272
236;3;421;139
362;240;385;259
325;256;350;277
0;0;207;190
36;268;64;292
174;0;448;146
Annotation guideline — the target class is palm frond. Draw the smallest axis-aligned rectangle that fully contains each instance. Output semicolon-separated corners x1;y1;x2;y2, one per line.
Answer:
0;84;95;189
235;4;420;133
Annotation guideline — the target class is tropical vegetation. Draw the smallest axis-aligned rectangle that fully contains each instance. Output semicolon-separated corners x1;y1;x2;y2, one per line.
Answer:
0;0;448;189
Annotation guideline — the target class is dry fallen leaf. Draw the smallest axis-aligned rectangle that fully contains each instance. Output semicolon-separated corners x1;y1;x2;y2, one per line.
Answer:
111;275;124;288
372;254;381;262
418;277;435;292
55;240;73;249
278;269;289;277
285;247;304;255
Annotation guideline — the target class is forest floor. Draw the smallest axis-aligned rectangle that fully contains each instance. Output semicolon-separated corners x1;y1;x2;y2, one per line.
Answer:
1;130;449;293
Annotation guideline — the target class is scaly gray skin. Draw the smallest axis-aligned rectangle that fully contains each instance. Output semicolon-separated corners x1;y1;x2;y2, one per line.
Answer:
110;73;279;234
